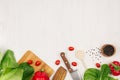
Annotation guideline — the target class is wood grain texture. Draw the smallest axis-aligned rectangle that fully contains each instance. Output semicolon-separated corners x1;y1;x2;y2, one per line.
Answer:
18;50;54;77
52;66;67;80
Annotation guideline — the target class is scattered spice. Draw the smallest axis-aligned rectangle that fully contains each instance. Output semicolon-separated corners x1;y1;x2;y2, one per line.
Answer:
86;47;103;65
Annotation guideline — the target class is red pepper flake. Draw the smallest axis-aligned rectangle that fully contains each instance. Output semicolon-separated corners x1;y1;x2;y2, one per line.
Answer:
55;60;60;65
68;46;74;51
35;61;41;66
72;62;77;66
27;60;33;65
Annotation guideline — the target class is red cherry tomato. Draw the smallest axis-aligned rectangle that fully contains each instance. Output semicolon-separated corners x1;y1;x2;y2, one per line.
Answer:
68;46;74;51
96;63;101;68
55;60;60;65
27;60;33;64
35;61;41;66
72;62;77;66
109;64;114;71
111;69;120;76
113;61;120;66
109;61;120;76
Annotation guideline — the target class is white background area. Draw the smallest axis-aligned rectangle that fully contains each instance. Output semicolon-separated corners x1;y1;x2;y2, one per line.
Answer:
0;0;120;79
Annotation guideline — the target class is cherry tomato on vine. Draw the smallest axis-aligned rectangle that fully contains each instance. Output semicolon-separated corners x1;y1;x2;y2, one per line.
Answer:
113;61;120;66
109;61;120;76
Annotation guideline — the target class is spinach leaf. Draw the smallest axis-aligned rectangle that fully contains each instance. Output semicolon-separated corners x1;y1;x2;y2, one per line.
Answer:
103;76;118;80
99;64;110;80
84;68;100;80
84;64;118;80
19;62;34;80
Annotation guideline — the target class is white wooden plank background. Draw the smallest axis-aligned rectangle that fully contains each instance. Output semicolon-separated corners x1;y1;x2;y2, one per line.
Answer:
0;0;120;79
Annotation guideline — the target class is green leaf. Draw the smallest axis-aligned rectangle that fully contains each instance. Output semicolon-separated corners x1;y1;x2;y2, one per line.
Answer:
19;62;34;80
84;64;118;80
0;50;18;69
0;52;3;63
99;64;110;80
0;50;29;80
0;68;23;80
0;52;3;76
84;68;100;80
104;76;118;80
0;50;19;75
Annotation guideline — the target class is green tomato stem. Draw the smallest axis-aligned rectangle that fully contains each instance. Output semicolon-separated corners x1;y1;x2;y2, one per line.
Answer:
41;68;44;72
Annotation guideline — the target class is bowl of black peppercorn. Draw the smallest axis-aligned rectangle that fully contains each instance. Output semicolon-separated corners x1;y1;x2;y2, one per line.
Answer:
101;44;116;57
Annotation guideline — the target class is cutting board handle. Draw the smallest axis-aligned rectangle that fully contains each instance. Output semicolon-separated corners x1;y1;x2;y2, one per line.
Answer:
60;52;73;73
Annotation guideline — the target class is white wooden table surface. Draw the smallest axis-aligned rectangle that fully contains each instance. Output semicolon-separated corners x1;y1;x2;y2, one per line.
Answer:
0;0;120;79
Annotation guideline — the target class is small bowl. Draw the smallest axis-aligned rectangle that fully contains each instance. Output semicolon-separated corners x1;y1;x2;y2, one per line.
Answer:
101;44;116;57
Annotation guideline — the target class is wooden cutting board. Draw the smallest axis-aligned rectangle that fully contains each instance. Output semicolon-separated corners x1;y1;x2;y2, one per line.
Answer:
18;50;54;77
52;66;67;80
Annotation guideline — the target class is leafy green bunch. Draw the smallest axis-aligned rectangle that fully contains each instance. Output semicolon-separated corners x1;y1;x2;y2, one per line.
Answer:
84;64;118;80
0;50;34;80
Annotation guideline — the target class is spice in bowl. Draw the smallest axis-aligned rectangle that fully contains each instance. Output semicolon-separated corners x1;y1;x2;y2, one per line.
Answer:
101;44;116;57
